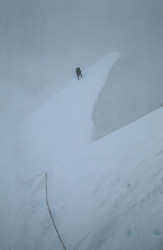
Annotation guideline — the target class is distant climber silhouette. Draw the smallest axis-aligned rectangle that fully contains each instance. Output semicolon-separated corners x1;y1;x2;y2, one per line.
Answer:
76;67;82;80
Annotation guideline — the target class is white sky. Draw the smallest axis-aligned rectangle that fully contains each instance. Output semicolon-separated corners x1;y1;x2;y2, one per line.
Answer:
1;0;163;93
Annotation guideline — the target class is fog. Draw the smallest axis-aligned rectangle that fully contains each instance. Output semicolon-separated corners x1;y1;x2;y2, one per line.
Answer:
1;0;163;182
1;0;163;94
1;1;163;249
1;0;163;135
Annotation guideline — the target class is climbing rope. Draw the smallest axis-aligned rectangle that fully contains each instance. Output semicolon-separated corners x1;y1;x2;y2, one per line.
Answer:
45;173;67;250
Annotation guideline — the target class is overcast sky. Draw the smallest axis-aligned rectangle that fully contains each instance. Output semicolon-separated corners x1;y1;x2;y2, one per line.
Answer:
0;0;163;94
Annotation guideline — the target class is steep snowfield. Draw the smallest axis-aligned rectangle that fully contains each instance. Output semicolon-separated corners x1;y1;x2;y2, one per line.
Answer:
11;54;163;250
19;53;119;178
1;1;163;249
59;108;163;250
92;54;163;139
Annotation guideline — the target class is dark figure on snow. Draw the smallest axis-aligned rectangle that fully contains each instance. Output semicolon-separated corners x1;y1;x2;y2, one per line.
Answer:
76;67;82;80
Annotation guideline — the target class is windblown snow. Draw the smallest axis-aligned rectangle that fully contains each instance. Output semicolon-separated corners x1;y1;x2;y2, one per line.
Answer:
7;53;163;250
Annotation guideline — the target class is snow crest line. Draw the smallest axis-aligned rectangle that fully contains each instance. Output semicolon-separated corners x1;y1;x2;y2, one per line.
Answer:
45;173;67;250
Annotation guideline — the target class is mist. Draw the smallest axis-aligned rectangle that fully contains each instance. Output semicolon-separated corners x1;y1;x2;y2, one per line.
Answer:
1;1;163;248
1;0;163;94
1;0;162;125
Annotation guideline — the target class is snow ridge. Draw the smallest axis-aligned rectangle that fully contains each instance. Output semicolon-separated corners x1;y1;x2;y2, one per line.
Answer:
12;53;163;250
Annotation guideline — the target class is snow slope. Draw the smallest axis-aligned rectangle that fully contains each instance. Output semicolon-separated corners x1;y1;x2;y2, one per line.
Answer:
20;53;119;178
11;53;163;250
57;108;163;250
92;54;163;139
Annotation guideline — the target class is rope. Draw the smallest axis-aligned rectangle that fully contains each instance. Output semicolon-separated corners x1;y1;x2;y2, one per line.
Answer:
45;173;67;250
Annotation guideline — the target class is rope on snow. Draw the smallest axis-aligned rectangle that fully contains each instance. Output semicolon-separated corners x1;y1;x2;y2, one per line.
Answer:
45;173;67;250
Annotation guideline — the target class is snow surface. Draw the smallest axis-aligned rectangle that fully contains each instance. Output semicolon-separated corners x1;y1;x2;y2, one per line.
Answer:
8;53;163;250
92;54;163;138
1;1;163;249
